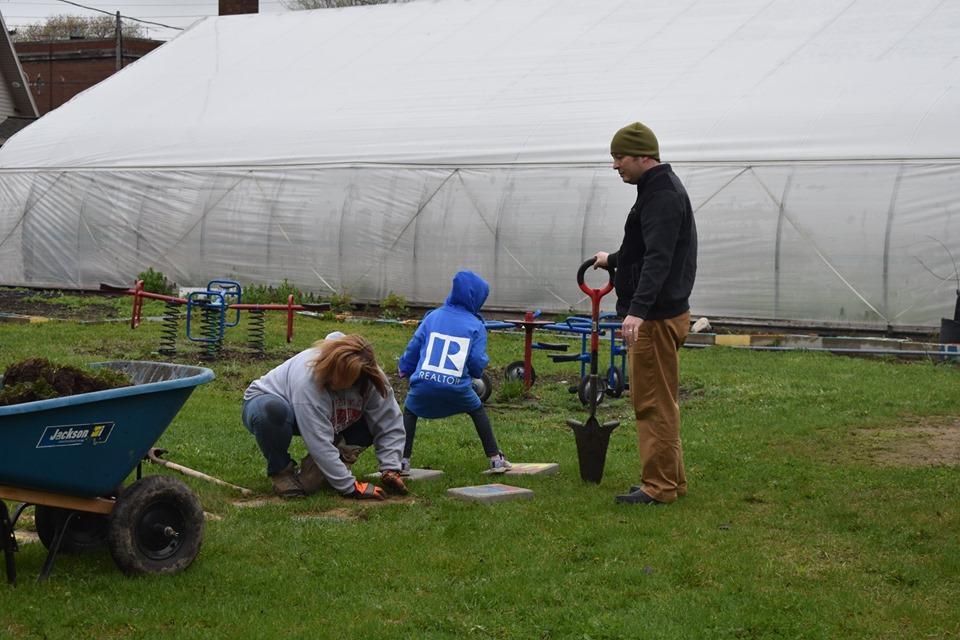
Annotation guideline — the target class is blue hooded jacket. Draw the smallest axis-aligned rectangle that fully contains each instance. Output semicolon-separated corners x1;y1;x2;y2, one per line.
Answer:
399;271;490;419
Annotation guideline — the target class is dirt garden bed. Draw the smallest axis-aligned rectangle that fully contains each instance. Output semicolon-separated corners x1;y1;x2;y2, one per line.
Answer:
0;287;121;320
848;417;960;467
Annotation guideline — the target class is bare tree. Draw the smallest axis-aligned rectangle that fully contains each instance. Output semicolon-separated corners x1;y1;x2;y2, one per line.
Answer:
282;0;415;9
10;14;146;42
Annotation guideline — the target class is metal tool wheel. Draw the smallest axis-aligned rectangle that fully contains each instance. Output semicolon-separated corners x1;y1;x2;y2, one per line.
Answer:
34;506;109;554
471;372;493;403
604;366;626;398
577;376;605;406
107;475;204;576
504;360;536;385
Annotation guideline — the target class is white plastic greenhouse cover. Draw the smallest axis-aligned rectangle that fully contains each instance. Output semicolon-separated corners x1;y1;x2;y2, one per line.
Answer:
1;0;959;328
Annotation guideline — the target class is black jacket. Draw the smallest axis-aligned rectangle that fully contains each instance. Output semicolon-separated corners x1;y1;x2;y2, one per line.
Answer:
608;163;697;320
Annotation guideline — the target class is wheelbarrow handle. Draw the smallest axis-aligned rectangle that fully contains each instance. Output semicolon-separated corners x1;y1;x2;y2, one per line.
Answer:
147;447;254;496
577;258;614;300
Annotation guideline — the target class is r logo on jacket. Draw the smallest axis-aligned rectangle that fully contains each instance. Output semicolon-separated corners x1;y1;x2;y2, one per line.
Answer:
422;332;471;380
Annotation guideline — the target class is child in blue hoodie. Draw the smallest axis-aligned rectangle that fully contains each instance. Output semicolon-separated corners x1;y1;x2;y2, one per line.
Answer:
398;271;512;473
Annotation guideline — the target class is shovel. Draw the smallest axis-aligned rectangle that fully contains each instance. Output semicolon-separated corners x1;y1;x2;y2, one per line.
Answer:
566;258;620;483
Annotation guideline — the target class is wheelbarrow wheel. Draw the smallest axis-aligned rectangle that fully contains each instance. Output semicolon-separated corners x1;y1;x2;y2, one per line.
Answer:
504;360;536;385
107;475;204;576
471;372;493;403
577;376;605;406
604;366;626;398
34;505;108;554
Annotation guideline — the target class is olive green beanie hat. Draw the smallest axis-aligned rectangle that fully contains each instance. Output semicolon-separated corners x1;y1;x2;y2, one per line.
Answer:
610;122;660;160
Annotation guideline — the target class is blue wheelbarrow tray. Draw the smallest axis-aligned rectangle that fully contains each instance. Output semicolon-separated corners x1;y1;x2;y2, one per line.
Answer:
0;361;214;498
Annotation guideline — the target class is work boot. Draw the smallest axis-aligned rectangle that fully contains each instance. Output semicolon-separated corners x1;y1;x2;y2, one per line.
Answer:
615;488;664;505
298;454;329;495
269;461;305;498
630;484;685;498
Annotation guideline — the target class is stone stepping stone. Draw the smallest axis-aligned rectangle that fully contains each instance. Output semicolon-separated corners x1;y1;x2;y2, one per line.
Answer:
447;483;534;503
482;462;559;476
368;468;444;482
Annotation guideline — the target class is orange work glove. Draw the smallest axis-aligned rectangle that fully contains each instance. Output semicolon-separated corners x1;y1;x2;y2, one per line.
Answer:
345;481;385;500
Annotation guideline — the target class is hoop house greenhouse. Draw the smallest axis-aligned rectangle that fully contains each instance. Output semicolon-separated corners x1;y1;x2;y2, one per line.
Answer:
1;0;958;329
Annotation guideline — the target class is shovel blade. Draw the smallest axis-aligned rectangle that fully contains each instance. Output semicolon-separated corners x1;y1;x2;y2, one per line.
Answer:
567;416;619;483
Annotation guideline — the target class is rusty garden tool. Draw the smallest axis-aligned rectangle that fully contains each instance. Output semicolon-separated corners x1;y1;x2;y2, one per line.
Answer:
566;258;620;483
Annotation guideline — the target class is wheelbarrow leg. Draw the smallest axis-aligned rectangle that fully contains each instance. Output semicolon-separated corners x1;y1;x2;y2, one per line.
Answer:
38;510;77;582
1;501;18;586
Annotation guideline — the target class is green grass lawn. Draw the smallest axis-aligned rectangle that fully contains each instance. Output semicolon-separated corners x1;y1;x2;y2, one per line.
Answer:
1;304;959;639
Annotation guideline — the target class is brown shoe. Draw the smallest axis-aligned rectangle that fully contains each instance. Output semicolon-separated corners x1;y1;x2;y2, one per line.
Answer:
379;469;409;496
298;454;330;495
270;461;306;498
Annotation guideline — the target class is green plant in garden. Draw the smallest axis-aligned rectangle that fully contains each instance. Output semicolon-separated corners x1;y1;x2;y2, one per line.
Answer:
137;267;174;295
379;291;409;319
271;279;316;304
242;280;320;304
495;378;525;402
328;290;354;313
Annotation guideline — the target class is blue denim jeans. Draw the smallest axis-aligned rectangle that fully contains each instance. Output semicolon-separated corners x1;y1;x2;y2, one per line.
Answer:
242;393;373;476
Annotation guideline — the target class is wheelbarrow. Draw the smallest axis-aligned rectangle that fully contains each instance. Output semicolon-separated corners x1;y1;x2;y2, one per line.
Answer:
566;258;620;483
0;361;214;584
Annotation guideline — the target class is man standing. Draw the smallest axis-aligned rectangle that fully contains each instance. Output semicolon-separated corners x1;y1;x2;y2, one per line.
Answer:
593;122;697;505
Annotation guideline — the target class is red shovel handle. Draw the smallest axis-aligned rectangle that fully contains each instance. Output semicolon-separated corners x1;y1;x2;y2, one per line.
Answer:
577;258;615;381
577;258;614;302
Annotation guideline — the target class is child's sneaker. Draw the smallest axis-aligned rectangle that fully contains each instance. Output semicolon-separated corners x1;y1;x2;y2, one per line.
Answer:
400;458;411;477
488;453;513;474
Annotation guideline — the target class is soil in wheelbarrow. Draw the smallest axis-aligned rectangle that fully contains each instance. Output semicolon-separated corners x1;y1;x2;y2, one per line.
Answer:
0;357;131;406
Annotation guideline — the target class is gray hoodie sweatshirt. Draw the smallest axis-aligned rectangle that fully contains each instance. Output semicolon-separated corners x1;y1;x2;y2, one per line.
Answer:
243;347;405;494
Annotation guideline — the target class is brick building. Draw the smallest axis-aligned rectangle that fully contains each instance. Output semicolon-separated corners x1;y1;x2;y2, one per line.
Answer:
14;1;258;116
16;38;164;116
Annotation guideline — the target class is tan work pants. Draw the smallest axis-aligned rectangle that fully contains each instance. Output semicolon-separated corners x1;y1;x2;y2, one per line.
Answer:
627;311;690;503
